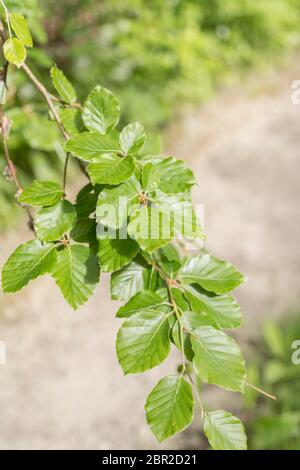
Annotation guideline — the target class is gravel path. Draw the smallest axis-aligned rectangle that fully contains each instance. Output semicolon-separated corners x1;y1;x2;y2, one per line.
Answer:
0;62;300;449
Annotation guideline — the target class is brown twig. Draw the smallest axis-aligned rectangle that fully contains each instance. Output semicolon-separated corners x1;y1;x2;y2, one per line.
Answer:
21;62;69;140
0;109;35;233
20;62;88;181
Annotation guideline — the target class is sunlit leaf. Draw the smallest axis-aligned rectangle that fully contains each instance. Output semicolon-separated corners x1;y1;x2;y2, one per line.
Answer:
2;240;56;293
18;181;63;207
116;309;171;373
35;200;77;242
204;410;247;450
83;85;120;134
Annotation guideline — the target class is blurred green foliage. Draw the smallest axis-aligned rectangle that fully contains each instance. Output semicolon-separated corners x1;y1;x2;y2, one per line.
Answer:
245;317;300;450
1;0;300;229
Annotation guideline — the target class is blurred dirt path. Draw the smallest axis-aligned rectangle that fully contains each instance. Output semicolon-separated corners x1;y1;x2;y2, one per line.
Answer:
0;62;300;449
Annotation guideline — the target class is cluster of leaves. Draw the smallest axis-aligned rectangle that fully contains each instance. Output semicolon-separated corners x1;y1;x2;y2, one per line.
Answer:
245;318;300;450
0;2;251;450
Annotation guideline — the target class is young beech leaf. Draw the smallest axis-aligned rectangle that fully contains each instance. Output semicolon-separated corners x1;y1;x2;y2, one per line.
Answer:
59;108;85;135
204;410;247;450
35;200;77;242
18;181;64;207
88;154;135;185
183;285;242;329
2;240;56;293
116;310;171;374
155;157;196;194
98;237;139;272
70;218;96;244
119;122;146;155
96;177;141;229
111;258;163;301
179;254;245;294
145;375;194;441
50;65;76;104
116;290;167;318
10;12;33;47
51;245;99;310
65;133;120;161
128;205;173;253
83;85;120;134
191;326;246;393
3;37;26;67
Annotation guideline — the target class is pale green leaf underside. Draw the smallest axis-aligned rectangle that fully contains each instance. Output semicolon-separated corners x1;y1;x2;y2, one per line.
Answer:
183;285;242;329
98;237;139;272
3;37;26;67
10;12;33;47
179;254;245;294
156;157;195;194
65;133;120;161
50;245;99;309
88;154;134;185
50;65;76;104
35;200;77;242
191;326;246;392
18;180;64;207
83;85;120;134
145;375;194;442
119;122;146;155
116;310;171;374
2;240;56;293
204;410;247;450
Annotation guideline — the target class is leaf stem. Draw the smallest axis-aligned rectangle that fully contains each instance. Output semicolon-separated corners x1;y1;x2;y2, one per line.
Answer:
20;62;89;181
247;382;276;401
0;0;11;37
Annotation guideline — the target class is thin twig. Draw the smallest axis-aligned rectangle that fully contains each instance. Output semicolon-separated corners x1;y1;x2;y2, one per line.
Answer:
63;152;70;191
247;382;276;401
21;62;88;180
21;62;69;140
0;109;35;233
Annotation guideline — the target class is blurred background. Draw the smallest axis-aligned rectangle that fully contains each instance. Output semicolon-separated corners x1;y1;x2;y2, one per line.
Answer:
0;0;300;449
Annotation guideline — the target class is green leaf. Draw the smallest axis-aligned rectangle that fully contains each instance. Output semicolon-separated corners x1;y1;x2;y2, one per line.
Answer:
179;254;245;294
182;310;218;330
65;133;120;161
50;65;76;104
75;183;98;219
155;157;195;194
98;237;139;272
154;191;204;240
70;218;96;244
35;200;77;242
116;290;167;318
10;12;33;47
83;85;120;134
59;108;85;135
141;162;161;193
88;154;135;185
2;240;56;293
3;37;26;67
191;326;246;392
96;177;140;229
51;245;99;309
204;410;247;450
119;122;146;155
128;205;173;253
145;375;194;441
111;257;163;301
183;285;242;329
18;180;64;207
116;309;171;374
